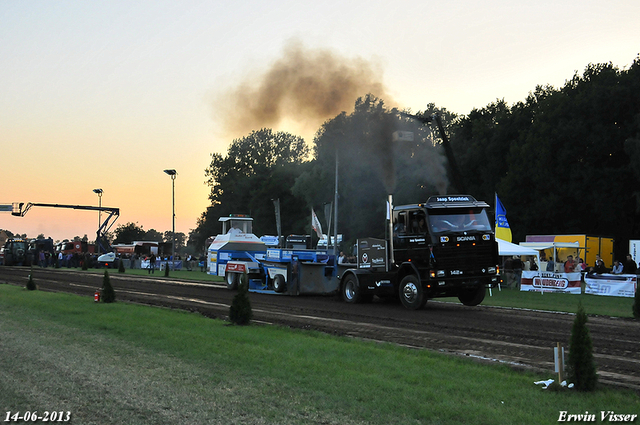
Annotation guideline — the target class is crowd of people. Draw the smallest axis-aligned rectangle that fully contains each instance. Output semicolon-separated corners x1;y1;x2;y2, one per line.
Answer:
29;249;206;271
526;252;639;275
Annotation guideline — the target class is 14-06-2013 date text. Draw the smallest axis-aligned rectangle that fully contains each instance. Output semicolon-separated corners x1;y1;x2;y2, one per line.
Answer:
4;412;71;422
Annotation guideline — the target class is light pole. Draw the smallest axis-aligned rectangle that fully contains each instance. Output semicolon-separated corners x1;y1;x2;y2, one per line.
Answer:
163;169;176;271
93;188;103;254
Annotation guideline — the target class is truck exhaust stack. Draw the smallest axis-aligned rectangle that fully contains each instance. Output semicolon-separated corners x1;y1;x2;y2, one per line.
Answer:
388;194;394;270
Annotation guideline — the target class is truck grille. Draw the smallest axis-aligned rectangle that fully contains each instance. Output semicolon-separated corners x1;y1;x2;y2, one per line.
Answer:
433;244;497;271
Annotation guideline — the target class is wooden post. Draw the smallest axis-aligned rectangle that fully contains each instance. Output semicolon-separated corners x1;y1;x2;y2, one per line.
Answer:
555;342;565;383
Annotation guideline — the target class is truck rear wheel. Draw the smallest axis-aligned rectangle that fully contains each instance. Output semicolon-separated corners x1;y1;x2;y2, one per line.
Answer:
342;275;370;303
399;275;427;310
273;274;286;293
225;272;239;290
458;285;485;306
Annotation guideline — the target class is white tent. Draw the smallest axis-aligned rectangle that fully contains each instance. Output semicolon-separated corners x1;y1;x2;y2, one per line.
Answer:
497;238;540;271
497;239;539;257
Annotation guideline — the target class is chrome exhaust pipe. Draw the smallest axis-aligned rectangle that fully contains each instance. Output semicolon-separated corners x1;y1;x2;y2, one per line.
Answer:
388;194;394;271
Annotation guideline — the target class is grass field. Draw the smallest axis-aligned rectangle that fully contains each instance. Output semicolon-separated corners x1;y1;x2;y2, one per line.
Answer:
1;283;638;425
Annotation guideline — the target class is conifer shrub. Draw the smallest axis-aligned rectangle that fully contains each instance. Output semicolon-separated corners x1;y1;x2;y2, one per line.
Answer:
26;273;36;291
164;262;170;277
101;270;116;303
229;271;252;325
567;302;597;391
118;259;125;273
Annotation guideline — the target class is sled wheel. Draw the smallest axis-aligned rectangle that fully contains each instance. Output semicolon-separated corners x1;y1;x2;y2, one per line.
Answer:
273;274;286;293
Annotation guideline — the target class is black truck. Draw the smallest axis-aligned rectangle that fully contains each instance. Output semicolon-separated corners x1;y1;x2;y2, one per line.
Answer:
340;195;501;310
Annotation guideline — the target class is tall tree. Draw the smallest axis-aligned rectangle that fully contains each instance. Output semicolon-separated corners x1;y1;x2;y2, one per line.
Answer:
163;231;186;253
452;57;640;247
113;222;146;244
144;229;164;242
191;129;309;251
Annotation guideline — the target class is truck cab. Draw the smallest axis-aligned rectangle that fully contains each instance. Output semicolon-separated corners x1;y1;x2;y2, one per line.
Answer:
392;195;500;308
340;195;500;310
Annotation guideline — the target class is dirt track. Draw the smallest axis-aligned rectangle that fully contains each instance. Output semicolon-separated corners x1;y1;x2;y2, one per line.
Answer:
2;266;639;391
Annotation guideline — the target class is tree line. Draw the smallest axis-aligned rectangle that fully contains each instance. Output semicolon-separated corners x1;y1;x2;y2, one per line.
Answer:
189;57;640;258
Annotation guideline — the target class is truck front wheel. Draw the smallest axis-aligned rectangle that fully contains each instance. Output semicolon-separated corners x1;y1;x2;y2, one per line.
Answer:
399;275;427;310
458;285;486;306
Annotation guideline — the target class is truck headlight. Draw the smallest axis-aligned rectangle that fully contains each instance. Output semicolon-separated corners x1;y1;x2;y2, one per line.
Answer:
437;270;446;277
488;266;496;274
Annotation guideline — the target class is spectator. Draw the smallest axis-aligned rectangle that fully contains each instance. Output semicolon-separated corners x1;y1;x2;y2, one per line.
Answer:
591;260;608;274
149;253;156;274
612;260;623;274
577;257;586;271
338;252;346;264
564;255;575;273
623;254;637;274
529;256;538;271
546;259;555;272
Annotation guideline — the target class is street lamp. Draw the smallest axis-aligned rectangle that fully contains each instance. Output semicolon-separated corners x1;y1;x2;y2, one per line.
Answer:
163;169;176;271
93;188;103;254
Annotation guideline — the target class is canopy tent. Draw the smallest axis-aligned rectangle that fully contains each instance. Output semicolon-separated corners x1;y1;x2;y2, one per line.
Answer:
497;239;539;257
497;238;541;273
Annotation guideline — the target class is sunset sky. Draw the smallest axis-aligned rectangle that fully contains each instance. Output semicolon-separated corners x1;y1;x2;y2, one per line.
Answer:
1;0;638;243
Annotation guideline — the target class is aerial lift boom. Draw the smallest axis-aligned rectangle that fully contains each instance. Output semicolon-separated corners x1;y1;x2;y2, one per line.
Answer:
10;202;120;253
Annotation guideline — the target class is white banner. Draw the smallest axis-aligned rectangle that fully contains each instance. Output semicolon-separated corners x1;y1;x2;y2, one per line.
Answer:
141;260;183;270
584;274;637;298
520;271;582;294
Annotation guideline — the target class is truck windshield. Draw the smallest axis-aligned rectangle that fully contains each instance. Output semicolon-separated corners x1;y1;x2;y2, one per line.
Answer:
224;219;253;234
428;209;492;234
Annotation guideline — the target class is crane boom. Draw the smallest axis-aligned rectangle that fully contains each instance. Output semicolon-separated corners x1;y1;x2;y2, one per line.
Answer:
10;202;120;253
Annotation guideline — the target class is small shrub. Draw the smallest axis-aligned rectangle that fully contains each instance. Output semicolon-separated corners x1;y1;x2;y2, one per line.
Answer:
118;259;125;273
567;302;597;391
229;272;252;325
101;270;116;303
26;274;36;291
164;262;170;277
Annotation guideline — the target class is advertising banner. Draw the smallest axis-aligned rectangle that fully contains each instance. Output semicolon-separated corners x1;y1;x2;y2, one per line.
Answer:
141;260;182;270
520;270;582;294
584;274;637;298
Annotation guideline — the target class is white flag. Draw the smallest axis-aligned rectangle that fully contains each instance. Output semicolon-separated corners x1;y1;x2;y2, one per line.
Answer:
311;209;323;238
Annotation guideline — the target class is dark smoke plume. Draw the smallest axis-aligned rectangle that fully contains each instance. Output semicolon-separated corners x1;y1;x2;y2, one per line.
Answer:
213;40;449;197
213;40;391;139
